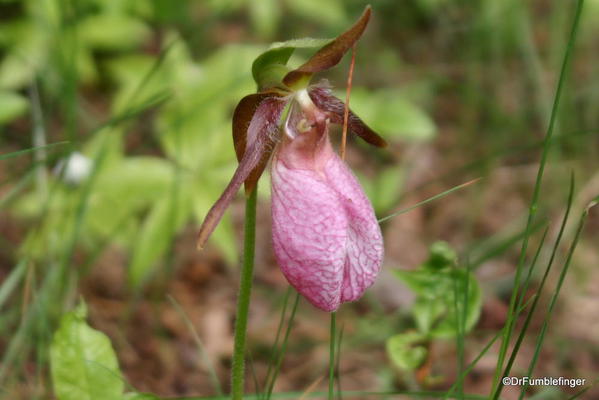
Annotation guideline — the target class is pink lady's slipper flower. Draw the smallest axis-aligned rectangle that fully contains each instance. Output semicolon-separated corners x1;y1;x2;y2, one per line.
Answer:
198;6;386;311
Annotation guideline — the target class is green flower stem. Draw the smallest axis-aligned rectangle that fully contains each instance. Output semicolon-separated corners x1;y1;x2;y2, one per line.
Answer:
231;187;258;400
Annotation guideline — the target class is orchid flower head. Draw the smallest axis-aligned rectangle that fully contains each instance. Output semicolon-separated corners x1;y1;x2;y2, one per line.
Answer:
198;6;386;311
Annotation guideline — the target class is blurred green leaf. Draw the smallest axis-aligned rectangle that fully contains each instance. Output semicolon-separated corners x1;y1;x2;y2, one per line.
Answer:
412;297;445;334
349;88;436;142
386;332;427;371
87;157;176;244
425;241;458;269
123;394;161;400
206;0;246;14
393;242;482;338
359;166;404;215
0;91;28;124
249;0;281;38
429;269;481;338
128;184;193;287
79;15;150;50
285;0;347;27
0;21;47;90
417;0;450;13
50;303;124;400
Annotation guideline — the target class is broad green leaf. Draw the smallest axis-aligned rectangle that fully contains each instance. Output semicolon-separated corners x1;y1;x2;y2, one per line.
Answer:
348;88;436;142
50;303;124;400
386;332;427;371
0;91;28;124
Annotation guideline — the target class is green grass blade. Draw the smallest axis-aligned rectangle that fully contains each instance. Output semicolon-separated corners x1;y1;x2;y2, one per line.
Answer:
518;205;591;400
468;219;547;270
444;329;503;400
0;260;27;311
265;293;300;399
566;379;598;400
492;176;575;400
0;142;70;161
262;287;292;399
514;227;549;314
491;0;585;391
378;179;480;223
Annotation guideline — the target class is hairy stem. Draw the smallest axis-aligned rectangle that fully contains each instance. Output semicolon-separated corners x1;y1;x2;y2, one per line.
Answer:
231;187;258;399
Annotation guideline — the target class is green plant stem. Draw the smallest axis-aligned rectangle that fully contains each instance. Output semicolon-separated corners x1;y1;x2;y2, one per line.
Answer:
328;312;337;400
231;187;258;400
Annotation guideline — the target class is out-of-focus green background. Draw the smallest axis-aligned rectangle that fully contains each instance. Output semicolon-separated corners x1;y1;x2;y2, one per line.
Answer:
1;0;598;399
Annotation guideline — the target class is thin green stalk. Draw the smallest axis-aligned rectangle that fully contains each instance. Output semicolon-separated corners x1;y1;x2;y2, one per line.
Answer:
491;0;585;391
265;293;300;399
444;329;503;400
514;227;549;313
335;325;344;400
492;177;575;400
453;262;469;399
378;179;479;224
518;205;591;400
262;288;292;399
328;312;337;400
231;187;258;400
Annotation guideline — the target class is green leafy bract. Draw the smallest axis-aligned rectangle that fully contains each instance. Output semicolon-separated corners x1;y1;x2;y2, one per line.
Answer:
251;38;333;91
251;5;372;90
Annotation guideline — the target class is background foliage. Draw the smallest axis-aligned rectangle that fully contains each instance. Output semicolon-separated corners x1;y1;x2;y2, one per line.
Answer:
1;0;598;399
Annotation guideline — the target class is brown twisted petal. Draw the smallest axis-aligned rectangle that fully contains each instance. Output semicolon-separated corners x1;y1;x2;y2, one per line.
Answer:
283;6;372;87
308;85;387;148
197;96;286;249
233;92;286;193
